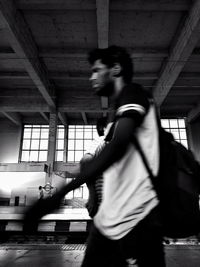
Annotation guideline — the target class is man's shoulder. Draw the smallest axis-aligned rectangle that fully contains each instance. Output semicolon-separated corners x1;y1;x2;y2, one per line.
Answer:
117;83;151;109
124;82;148;96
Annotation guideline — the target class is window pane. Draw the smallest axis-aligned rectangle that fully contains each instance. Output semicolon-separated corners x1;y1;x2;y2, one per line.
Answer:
181;139;188;148
171;129;180;140
40;139;48;150
75;140;83;150
21;151;29;161
178;119;185;128
169;119;178;128
76;130;83;139
30;151;38;161
68;130;75;139
23;128;31;139
57;139;64;150
161;119;169;128
41;128;49;138
39;151;47;161
22;139;30;150
68;140;74;150
57;129;64;139
21;125;50;163
68;151;74;162
75;151;83;162
161;118;187;148
179;129;187;139
32;128;40;138
31;139;40;150
84;130;92;139
56;151;64;162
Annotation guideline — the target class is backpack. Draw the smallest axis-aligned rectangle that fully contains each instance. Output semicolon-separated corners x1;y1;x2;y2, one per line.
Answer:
133;124;200;238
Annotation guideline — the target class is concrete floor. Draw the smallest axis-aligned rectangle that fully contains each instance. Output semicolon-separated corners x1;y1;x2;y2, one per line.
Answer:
0;244;200;267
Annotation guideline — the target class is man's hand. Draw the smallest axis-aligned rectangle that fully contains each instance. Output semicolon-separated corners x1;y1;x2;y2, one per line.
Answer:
23;193;63;233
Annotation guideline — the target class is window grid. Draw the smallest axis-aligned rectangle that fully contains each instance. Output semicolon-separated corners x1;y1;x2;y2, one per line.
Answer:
67;125;98;162
21;125;66;162
55;125;65;162
161;118;188;148
66;125;97;201
20;125;49;162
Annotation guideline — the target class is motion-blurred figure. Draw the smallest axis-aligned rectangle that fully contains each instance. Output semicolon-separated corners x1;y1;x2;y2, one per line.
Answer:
23;46;164;266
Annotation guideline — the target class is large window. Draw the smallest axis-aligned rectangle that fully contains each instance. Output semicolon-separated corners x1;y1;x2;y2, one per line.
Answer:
20;125;49;162
67;125;98;162
21;125;66;162
161;118;188;148
66;125;98;201
55;125;65;162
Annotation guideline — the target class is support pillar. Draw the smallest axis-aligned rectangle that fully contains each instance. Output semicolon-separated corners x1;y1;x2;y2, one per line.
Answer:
45;111;57;185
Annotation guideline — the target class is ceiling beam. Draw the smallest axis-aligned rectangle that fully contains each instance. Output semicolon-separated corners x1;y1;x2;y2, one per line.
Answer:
2;47;200;60
0;102;110;112
58;112;68;125
40;112;49;122
0;0;56;109
81;112;88;125
96;0;109;110
187;103;200;122
0;71;158;80
153;0;200;106
2;71;200;81
17;0;96;10
1;111;22;126
96;0;109;49
17;0;189;11
39;47;169;59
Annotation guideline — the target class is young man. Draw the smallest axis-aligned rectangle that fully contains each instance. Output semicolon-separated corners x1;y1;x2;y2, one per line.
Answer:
23;46;165;266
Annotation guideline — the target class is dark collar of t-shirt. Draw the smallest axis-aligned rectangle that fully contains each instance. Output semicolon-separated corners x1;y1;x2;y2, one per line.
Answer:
115;82;151;109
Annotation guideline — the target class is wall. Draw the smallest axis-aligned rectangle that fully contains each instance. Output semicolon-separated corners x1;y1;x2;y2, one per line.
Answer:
0;120;46;204
0;119;22;163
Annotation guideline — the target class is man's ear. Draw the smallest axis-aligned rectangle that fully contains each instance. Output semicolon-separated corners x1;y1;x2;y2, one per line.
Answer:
111;63;122;77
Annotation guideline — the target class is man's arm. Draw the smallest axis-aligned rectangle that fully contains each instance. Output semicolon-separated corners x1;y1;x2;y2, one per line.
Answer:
58;116;138;197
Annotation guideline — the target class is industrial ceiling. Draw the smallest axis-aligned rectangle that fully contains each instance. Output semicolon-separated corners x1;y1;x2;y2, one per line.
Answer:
0;0;200;125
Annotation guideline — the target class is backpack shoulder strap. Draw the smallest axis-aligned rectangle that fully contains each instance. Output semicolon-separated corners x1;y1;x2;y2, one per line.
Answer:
131;135;155;182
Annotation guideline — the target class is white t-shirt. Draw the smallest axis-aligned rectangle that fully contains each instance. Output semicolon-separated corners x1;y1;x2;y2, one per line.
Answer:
94;84;159;240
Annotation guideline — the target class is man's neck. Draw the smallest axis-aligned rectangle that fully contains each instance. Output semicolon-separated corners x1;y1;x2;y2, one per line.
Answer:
113;78;126;99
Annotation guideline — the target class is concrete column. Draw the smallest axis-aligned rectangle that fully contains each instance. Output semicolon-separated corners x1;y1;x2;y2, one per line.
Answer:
45;111;57;185
63;125;68;163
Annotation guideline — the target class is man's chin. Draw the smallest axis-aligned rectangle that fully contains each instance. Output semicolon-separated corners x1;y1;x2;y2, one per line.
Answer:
94;86;113;97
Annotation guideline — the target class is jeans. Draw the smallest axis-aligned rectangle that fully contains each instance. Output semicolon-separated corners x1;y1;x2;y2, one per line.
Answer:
81;206;165;267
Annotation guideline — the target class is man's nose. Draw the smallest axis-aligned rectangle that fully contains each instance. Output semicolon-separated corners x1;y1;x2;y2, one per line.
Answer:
89;72;96;81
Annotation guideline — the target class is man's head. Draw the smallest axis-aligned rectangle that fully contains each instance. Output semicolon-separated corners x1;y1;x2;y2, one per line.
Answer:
88;46;133;97
96;117;107;137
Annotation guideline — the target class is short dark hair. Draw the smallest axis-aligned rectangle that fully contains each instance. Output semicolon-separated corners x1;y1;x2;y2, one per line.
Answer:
96;117;107;136
88;46;134;83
